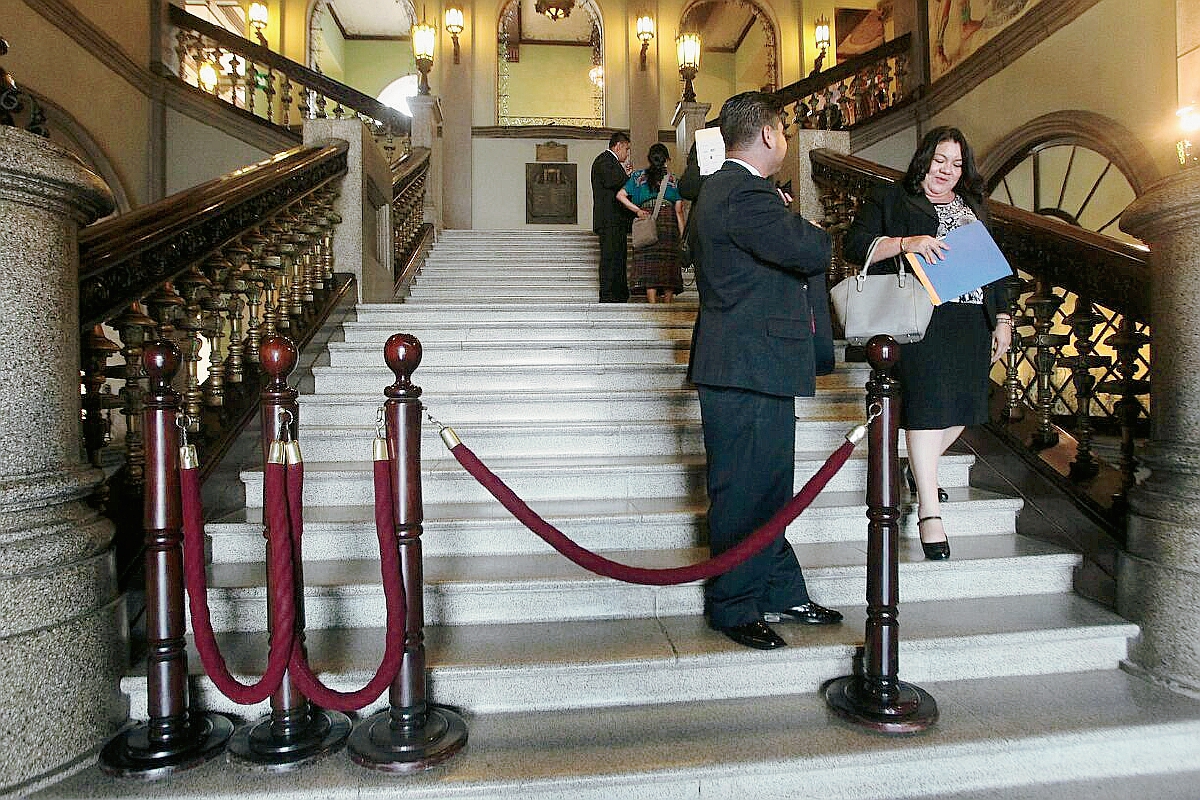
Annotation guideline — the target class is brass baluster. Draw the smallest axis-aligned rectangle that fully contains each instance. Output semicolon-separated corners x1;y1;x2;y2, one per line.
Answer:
245;60;257;116
241;228;270;363
1059;297;1111;479
296;83;310;121
999;274;1031;423
314;91;327;119
259;217;290;334
82;325;121;470
110;304;157;499
275;208;306;318
280;74;292;128
1096;318;1151;509
201;254;232;407
1024;276;1068;449
174;266;214;430
264;67;276;124
144;282;186;342
175;28;190;80
221;241;252;383
226;52;241;107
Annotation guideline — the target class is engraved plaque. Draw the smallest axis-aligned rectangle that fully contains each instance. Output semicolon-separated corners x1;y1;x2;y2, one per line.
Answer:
526;162;577;225
536;141;569;162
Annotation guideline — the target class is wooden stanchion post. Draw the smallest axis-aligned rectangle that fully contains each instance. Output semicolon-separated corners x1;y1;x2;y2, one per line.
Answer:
227;334;351;769
349;333;468;772
100;341;233;777
824;335;938;733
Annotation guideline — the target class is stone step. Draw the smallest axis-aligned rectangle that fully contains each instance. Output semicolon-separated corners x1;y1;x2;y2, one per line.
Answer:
404;287;598;301
238;452;977;508
352;301;700;324
325;338;692;368
130;593;1128;718
207;488;1021;563
93;670;1200;800
188;534;1068;632
310;362;866;395
416;267;597;279
339;321;697;344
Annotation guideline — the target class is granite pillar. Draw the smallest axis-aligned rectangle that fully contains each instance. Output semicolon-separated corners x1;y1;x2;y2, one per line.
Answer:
410;95;444;233
784;130;850;223
0;127;123;794
1118;166;1200;696
302;120;393;303
671;100;711;166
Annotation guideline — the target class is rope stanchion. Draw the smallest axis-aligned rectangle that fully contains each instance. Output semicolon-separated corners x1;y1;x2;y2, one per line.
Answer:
439;417;868;586
349;333;468;774
99;341;233;778
285;436;410;711
227;334;352;770
824;335;938;733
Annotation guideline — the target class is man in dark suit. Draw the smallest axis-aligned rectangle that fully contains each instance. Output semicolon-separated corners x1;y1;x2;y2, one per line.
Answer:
591;131;632;302
688;91;842;650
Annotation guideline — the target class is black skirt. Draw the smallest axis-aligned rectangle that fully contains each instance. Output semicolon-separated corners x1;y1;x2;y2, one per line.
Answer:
897;301;991;430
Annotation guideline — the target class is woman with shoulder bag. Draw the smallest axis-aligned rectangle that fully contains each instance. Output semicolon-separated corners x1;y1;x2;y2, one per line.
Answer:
617;143;686;304
843;126;1013;560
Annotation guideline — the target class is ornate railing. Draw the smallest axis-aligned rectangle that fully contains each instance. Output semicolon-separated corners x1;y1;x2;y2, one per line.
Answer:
78;141;355;582
390;148;434;290
0;36;48;137
775;34;914;131
164;4;410;157
810;149;1151;526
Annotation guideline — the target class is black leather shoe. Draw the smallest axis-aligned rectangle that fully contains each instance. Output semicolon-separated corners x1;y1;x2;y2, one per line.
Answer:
718;620;787;650
904;464;948;502
918;515;951;560
763;602;843;625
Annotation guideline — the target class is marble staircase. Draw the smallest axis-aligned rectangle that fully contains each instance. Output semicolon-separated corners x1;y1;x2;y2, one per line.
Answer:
52;229;1200;799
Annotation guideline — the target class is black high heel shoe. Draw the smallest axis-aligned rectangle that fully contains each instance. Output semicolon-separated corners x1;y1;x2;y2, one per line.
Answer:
917;516;950;560
904;464;948;502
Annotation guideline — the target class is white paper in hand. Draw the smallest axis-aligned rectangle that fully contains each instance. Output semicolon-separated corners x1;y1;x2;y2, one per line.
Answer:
694;128;725;176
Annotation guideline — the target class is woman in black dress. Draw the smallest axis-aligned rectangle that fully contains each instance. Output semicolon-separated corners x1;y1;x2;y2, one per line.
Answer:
844;127;1013;560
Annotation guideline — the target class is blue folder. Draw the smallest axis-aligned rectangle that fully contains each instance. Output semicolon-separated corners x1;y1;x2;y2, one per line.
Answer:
903;220;1014;305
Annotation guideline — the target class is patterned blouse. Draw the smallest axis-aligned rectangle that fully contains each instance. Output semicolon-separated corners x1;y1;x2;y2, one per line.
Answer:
624;170;682;207
934;195;983;304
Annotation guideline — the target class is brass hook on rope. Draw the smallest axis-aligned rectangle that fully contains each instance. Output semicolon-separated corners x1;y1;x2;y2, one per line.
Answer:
422;403;461;450
176;414;199;469
845;402;884;445
373;407;388;461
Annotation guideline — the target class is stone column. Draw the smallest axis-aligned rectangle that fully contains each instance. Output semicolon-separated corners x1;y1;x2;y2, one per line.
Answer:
303;119;393;303
410;95;444;232
785;129;850;222
671;100;712;164
0;127;123;793
1117;166;1200;695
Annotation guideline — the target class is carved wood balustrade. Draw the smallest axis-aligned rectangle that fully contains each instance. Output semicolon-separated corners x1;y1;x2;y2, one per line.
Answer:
390;148;434;290
810;148;1151;528
164;4;411;157
77;141;354;584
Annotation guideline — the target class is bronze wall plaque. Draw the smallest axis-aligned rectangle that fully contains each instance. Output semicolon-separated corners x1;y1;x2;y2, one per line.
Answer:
526;163;577;225
536;141;569;162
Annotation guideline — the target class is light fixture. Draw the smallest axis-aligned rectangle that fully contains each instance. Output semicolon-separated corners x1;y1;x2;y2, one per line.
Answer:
676;32;701;103
198;60;219;93
248;2;269;46
444;6;464;64
636;14;655;71
535;0;575;22
812;15;830;74
1178;105;1199;168
412;11;436;95
588;64;604;88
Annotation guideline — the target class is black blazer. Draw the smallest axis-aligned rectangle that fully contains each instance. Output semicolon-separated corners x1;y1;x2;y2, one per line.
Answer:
844;181;1009;326
688;162;834;398
590;149;631;233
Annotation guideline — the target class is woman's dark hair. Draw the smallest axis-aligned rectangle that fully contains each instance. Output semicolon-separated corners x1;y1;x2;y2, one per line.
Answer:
903;126;985;200
645;142;670;192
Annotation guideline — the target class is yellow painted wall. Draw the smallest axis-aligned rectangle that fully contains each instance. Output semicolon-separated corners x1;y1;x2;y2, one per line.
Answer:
1180;0;1200;109
344;40;418;98
71;0;151;66
505;45;600;120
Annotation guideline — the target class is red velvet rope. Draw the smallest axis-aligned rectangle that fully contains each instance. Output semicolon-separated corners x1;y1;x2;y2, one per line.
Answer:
449;439;857;586
285;456;409;712
181;460;296;705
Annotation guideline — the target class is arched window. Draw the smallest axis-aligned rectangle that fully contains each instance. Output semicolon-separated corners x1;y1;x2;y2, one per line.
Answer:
678;0;779;94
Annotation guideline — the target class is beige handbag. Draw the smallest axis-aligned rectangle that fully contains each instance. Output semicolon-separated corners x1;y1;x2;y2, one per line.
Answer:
830;236;935;345
630;177;669;249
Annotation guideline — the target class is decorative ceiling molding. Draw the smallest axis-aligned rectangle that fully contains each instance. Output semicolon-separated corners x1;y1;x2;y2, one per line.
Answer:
20;0;154;96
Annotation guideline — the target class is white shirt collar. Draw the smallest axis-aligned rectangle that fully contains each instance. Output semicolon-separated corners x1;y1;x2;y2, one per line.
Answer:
724;158;763;177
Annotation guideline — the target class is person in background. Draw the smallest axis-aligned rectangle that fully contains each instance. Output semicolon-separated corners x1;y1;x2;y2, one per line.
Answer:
590;131;633;303
688;91;842;651
617;143;685;304
843;126;1012;561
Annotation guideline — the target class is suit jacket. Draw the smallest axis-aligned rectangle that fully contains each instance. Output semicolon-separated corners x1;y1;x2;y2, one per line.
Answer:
591;149;631;234
844;181;1008;326
688;161;834;398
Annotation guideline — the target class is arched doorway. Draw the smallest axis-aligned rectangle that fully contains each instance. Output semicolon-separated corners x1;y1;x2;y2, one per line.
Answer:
678;0;779;93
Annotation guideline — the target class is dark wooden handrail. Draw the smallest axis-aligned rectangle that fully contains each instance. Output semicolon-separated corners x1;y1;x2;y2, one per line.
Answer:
809;148;1151;320
79;141;348;329
392;147;431;193
167;4;410;134
775;34;913;109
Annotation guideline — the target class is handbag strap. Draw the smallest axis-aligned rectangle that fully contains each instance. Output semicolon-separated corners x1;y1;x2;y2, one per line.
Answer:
856;235;909;288
649;176;669;220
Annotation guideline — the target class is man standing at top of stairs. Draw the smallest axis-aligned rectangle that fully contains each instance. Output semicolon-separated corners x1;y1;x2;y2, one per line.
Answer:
591;130;633;303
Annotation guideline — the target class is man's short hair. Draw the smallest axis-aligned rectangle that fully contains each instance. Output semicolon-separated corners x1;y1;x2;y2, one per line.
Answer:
608;131;631;148
719;92;784;151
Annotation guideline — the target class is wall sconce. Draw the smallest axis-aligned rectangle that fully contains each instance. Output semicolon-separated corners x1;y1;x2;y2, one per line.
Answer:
636;14;655;71
1178;105;1199;168
248;2;269;46
412;13;436;95
198;60;220;93
677;32;701;103
444;6;464;64
812;15;830;74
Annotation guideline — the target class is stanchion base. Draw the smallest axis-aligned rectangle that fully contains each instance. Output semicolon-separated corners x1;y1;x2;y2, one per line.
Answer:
824;676;938;734
99;713;234;779
348;706;468;774
227;708;351;772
